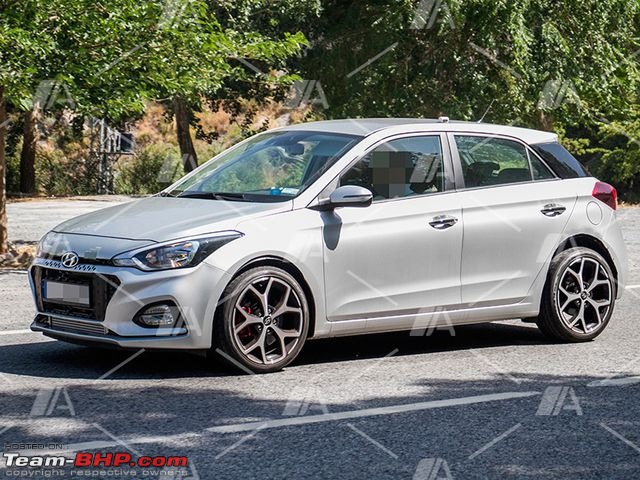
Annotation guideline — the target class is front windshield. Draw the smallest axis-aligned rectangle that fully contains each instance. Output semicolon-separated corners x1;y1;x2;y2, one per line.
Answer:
165;130;362;202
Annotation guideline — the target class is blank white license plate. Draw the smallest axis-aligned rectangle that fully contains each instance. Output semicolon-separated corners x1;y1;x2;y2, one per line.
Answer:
43;281;90;306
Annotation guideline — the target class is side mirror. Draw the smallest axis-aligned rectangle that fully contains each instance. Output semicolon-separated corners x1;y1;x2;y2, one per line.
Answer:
313;185;373;210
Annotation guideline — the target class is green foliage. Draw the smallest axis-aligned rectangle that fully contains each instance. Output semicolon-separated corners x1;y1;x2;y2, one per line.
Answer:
5;146;20;194
0;0;309;121
36;148;93;196
114;144;184;195
3;0;640;199
287;0;640;199
297;0;640;127
587;120;640;202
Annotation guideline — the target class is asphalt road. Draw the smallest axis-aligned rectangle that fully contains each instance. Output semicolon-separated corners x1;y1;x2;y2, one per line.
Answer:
1;200;640;479
7;197;130;243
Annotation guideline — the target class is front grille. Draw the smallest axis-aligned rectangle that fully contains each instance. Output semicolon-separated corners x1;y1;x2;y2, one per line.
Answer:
49;317;108;336
31;266;120;321
39;254;113;266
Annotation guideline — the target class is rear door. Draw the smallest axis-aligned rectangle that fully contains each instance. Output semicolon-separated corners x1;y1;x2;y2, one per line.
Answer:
449;133;576;306
321;133;463;328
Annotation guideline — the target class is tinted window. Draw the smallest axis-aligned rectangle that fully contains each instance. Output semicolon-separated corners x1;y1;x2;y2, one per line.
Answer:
340;136;444;201
455;135;532;187
529;151;556;180
531;142;589;178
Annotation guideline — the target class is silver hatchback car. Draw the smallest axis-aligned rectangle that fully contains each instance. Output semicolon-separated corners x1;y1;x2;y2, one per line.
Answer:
30;118;628;373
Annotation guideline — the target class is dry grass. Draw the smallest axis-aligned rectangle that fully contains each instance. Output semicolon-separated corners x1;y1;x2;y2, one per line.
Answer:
0;242;36;269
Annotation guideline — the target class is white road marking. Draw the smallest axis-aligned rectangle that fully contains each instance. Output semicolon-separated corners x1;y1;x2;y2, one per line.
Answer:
0;329;32;336
92;423;144;456
207;391;540;433
585;355;640;386
587;376;640;387
625;284;640;289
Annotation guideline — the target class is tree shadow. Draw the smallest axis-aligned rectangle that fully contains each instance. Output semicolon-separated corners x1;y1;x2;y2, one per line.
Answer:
0;370;638;479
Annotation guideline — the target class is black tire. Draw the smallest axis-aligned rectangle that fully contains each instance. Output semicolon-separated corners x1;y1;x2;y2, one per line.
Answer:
537;247;616;342
211;266;310;373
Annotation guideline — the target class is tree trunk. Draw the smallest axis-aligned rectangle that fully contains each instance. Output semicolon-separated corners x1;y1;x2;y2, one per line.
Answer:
0;86;9;254
537;109;554;132
19;100;40;194
174;96;198;173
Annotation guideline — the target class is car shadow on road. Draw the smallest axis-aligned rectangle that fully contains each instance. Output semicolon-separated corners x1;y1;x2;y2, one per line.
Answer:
0;321;549;380
299;321;547;365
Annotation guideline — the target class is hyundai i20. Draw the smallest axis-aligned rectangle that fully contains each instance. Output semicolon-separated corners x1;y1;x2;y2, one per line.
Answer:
30;118;627;373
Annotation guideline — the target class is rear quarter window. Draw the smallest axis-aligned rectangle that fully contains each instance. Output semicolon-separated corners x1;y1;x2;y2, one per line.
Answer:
530;142;589;179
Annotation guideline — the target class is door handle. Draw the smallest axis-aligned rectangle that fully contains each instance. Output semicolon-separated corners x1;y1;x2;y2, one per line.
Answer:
429;215;458;230
541;203;566;217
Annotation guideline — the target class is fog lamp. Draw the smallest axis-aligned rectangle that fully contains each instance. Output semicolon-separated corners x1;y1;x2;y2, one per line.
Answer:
134;303;179;328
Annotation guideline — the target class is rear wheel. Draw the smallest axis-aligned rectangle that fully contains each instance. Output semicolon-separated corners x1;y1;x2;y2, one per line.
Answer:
537;247;615;342
212;266;309;373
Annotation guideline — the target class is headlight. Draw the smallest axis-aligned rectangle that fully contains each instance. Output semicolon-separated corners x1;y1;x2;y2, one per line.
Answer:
37;231;65;258
112;232;242;271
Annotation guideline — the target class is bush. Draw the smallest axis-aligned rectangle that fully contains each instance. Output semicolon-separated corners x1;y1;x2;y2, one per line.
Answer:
37;143;98;196
586;120;640;204
114;143;185;195
6;145;20;194
7;140;97;197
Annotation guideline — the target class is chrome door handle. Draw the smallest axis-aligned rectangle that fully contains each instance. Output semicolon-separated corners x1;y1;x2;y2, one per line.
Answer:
541;203;566;217
429;215;458;230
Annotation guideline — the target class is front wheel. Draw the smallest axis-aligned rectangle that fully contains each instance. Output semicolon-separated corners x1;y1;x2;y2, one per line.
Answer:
537;247;615;342
212;266;310;373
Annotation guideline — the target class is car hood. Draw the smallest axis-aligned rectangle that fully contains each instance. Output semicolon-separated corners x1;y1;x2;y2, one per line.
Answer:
53;196;292;242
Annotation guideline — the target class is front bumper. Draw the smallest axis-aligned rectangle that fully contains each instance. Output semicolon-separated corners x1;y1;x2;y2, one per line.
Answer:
29;257;232;349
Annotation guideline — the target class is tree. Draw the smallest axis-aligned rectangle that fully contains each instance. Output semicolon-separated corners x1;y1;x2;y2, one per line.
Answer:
0;87;7;252
0;0;309;252
0;0;57;250
291;0;640;199
208;0;322;119
296;0;640;128
141;1;308;172
0;0;153;197
0;0;160;251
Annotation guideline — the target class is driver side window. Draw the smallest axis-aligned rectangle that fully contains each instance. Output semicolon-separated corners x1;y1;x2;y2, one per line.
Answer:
339;136;445;201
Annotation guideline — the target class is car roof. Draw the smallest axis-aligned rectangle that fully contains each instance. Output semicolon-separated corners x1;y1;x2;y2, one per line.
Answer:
280;118;558;145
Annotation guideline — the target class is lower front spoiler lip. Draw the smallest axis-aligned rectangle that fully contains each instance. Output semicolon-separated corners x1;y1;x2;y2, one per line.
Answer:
30;321;196;350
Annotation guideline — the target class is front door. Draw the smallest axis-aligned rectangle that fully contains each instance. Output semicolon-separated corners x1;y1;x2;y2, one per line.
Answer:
321;134;463;326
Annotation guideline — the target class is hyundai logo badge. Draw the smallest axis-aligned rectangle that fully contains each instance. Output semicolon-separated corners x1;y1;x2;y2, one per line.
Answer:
60;251;80;268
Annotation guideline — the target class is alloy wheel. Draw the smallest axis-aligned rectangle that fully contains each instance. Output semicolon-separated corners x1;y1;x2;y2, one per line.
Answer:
231;276;305;365
555;256;613;334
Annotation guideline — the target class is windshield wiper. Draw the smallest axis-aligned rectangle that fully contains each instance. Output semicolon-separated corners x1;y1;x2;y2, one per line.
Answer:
177;191;248;201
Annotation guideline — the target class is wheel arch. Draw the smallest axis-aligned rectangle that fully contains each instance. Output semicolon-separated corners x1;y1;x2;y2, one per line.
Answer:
229;255;318;338
552;234;618;284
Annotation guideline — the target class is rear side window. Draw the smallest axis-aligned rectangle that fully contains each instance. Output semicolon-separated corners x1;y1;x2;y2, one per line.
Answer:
529;152;555;180
530;142;589;178
455;135;532;187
